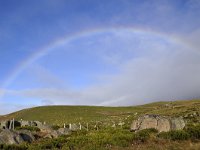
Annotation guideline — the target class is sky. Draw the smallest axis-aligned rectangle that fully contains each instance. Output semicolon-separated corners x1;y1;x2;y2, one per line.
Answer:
0;0;200;114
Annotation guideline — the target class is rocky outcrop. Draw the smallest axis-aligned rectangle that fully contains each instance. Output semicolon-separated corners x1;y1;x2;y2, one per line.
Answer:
43;128;71;139
0;119;73;144
58;128;71;135
0;129;35;144
130;114;185;132
17;130;35;143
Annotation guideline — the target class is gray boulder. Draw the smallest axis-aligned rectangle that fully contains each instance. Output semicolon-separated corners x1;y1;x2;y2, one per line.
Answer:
0;129;36;145
32;121;53;133
17;130;35;143
33;121;43;128
21;121;31;127
58;128;71;135
170;118;185;130
43;128;71;139
39;125;53;133
131;114;185;132
157;117;171;132
139;115;158;130
44;130;60;139
0;129;24;144
70;124;79;131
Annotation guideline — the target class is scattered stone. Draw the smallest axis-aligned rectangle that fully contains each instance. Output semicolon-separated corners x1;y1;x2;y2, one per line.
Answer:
21;120;31;127
118;122;125;126
111;124;116;128
58;128;71;135
70;123;79;131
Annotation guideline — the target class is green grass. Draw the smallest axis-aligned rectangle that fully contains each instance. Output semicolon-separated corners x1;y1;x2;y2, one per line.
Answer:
0;99;200;126
1;128;200;150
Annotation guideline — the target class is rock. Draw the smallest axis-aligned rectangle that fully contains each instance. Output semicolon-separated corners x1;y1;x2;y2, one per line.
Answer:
44;133;53;139
130;114;185;132
39;125;53;133
33;121;43;128
0;121;7;129
0;129;24;144
157;118;171;132
70;124;79;131
118;122;125;126
111;124;116;128
21;121;31;127
58;128;71;135
17;130;35;143
170;117;185;130
139;115;158;130
43;130;63;139
0;129;36;145
32;121;53;133
42;128;71;139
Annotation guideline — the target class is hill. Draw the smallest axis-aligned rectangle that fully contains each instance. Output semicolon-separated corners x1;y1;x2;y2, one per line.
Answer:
0;100;200;150
1;99;200;126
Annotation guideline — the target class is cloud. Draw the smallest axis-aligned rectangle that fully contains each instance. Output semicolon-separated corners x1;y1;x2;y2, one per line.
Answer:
0;102;36;115
181;28;200;52
7;44;200;106
2;28;200;114
0;89;5;96
26;64;66;88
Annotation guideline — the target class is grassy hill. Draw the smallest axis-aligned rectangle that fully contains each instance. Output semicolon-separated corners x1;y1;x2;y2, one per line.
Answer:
1;100;200;150
1;99;200;126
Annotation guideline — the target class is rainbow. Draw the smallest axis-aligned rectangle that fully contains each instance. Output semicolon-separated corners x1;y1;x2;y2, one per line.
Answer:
2;26;189;88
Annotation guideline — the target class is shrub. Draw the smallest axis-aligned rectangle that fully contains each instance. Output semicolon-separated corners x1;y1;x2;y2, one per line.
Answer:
132;129;156;142
158;130;190;141
15;126;40;132
146;128;159;133
184;124;200;139
157;132;170;139
170;130;189;140
0;144;28;150
52;125;60;130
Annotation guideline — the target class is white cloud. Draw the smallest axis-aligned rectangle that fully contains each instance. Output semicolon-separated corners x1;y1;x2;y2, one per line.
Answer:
7;44;200;106
0;103;36;115
0;89;5;97
2;29;200;114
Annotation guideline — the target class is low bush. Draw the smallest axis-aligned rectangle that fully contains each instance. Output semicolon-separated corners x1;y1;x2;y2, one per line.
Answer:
15;126;40;132
0;144;28;150
184;124;200;139
158;130;190;141
134;130;150;142
51;125;60;130
132;128;158;142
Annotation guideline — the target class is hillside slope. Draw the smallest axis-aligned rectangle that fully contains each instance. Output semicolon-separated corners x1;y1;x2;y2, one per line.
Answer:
0;100;200;126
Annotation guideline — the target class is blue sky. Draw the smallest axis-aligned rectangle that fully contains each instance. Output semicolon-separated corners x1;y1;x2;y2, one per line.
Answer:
0;0;200;114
